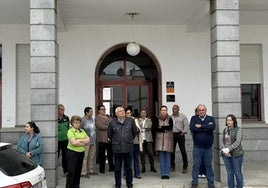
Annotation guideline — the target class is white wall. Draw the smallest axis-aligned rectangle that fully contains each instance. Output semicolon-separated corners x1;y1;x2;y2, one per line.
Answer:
1;24;268;127
58;25;211;119
0;25;29;127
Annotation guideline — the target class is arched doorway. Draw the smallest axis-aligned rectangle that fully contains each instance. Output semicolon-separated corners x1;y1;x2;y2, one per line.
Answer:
95;43;162;119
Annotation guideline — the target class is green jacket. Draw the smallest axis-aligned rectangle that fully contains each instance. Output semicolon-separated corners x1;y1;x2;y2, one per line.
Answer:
58;115;70;141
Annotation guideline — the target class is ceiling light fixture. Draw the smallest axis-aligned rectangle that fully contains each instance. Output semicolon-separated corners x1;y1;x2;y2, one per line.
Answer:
125;12;140;56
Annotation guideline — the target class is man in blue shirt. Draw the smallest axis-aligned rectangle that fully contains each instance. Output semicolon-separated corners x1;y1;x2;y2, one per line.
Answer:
80;107;98;177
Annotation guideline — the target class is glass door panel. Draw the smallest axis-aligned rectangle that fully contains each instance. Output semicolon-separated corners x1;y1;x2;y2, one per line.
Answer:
100;61;124;81
127;85;149;117
102;86;123;117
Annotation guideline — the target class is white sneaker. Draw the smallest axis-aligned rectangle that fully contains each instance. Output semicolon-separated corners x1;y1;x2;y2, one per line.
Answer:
201;174;206;178
198;175;202;178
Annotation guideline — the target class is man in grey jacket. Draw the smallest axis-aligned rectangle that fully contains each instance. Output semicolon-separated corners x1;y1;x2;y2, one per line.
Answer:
108;106;137;188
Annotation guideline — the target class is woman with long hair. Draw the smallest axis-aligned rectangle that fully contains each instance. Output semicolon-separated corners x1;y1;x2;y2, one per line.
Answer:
221;114;244;188
17;121;44;166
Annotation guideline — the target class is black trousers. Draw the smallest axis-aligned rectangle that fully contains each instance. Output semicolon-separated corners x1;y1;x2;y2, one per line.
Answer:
140;141;155;169
66;149;84;188
114;152;133;188
171;133;188;169
98;142;114;172
58;140;68;173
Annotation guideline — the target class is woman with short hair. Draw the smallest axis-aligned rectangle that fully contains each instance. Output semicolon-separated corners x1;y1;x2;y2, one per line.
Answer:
66;115;90;188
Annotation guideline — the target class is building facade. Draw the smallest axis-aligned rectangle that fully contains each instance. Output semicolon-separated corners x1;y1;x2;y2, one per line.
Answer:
0;0;268;187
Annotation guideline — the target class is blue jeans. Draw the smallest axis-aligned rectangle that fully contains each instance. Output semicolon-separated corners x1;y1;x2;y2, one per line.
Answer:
124;144;141;177
114;152;133;188
192;146;214;187
199;159;206;175
158;151;171;176
222;155;244;188
133;144;141;177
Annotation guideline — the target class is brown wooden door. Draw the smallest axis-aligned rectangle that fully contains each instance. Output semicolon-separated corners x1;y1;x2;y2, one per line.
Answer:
97;48;158;119
99;82;152;117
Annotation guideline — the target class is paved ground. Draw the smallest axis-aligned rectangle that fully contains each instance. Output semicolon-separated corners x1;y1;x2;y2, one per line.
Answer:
56;161;268;188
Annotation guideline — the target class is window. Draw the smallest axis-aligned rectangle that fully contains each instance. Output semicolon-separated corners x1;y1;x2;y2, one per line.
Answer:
241;84;261;120
0;145;37;176
240;44;262;121
100;60;145;81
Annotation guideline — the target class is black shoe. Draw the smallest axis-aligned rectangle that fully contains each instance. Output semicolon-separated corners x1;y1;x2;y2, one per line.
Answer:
150;167;157;172
161;175;167;179
127;184;133;188
81;174;90;179
135;176;142;179
88;172;98;175
191;184;198;188
182;167;188;174
141;167;146;173
99;170;105;173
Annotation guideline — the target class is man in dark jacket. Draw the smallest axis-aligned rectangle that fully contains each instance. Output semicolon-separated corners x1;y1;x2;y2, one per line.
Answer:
108;106;137;188
190;104;216;188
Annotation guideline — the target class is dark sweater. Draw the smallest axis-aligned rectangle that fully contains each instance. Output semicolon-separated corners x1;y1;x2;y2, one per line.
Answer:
190;115;216;148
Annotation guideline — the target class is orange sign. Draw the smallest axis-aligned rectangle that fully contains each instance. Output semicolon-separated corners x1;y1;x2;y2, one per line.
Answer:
166;81;174;93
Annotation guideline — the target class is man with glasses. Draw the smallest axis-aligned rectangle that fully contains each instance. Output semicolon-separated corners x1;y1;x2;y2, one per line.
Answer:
108;106;137;188
95;104;115;173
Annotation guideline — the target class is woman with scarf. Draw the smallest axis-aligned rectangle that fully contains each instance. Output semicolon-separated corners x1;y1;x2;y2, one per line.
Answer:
155;105;173;179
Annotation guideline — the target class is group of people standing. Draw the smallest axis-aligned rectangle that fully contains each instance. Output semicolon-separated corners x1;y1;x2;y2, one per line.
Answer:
16;103;244;188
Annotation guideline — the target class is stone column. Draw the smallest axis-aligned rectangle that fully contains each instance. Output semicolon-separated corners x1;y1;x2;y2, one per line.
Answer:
30;0;58;187
210;0;241;185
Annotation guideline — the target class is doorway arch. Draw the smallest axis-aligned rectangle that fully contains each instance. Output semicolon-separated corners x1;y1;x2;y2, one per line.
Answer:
95;43;162;119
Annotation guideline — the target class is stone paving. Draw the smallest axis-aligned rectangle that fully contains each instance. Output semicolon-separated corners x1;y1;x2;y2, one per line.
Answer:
56;162;268;188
